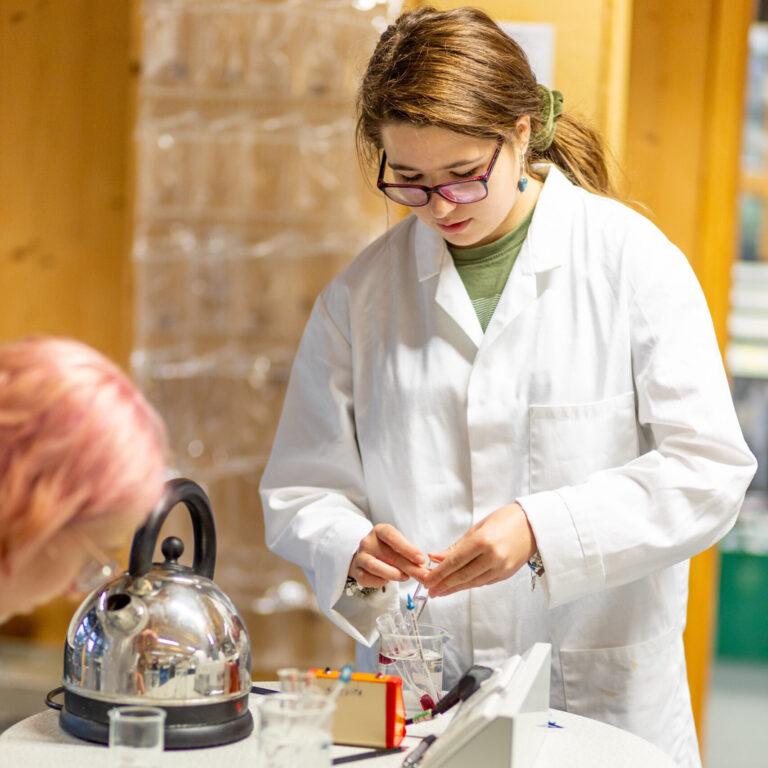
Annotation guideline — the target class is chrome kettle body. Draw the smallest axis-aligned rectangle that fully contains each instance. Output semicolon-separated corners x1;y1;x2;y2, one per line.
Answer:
51;478;253;748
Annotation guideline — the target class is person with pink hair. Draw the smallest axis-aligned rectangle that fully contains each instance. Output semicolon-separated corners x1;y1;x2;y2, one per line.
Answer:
0;336;168;622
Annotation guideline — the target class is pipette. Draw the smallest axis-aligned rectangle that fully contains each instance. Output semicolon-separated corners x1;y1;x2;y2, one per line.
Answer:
410;557;437;622
410;581;428;623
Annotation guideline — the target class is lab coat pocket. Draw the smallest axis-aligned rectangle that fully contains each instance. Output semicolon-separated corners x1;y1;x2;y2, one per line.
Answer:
560;627;687;750
529;390;638;493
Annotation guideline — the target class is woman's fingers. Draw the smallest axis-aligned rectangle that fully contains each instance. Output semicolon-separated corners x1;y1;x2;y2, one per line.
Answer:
369;524;430;580
377;544;430;580
350;505;534;596
423;504;535;596
352;551;410;585
423;536;481;590
424;543;487;596
350;568;389;589
429;560;497;597
374;524;427;566
349;524;430;587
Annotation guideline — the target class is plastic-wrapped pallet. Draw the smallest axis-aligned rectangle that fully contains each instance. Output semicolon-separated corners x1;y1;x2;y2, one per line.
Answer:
132;0;394;674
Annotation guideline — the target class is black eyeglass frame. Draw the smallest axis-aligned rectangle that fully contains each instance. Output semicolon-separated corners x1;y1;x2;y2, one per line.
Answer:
376;140;503;207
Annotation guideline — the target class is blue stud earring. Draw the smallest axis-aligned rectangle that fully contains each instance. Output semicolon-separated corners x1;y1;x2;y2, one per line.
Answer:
518;150;529;192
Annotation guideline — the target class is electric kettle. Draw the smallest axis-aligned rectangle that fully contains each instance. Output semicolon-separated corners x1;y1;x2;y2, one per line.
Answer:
46;477;253;748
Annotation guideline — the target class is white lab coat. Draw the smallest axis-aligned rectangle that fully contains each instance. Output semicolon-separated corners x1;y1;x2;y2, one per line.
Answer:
260;165;756;768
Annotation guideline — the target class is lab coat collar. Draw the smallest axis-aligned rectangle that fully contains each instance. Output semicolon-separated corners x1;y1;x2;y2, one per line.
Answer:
414;163;577;282
415;165;578;347
517;163;574;275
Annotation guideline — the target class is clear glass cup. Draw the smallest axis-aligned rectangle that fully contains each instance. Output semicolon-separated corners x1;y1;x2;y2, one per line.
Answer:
277;667;318;693
108;705;166;768
258;692;335;768
375;618;451;717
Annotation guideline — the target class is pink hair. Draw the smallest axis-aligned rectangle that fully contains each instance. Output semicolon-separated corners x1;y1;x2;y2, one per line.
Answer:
0;336;168;576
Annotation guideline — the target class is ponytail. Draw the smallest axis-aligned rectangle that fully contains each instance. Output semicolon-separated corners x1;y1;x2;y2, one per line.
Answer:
533;105;618;198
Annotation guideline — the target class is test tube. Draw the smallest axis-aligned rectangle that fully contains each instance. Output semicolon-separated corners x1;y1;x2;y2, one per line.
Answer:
411;558;438;622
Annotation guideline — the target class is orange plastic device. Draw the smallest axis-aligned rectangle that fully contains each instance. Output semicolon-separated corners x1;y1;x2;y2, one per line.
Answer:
309;668;406;748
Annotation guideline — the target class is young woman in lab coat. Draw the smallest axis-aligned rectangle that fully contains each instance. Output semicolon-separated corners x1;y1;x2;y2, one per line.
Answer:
260;7;756;767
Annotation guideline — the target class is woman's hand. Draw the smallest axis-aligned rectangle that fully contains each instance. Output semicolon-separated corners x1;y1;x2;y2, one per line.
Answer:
422;503;536;597
349;524;430;588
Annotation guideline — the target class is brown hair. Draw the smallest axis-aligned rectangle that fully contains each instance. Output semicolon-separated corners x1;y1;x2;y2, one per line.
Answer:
357;6;617;198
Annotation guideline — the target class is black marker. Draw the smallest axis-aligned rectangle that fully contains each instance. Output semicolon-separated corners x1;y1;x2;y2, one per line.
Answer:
332;747;405;764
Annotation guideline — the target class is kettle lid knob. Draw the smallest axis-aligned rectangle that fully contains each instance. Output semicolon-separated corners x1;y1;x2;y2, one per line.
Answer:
129;478;216;580
161;536;184;564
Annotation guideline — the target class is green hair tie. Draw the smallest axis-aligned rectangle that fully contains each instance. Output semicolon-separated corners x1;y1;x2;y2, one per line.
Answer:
535;84;564;151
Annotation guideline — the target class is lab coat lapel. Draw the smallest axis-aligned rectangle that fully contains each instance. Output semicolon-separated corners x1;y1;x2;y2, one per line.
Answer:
483;239;539;343
483;165;574;346
413;165;576;349
434;258;484;348
415;219;484;348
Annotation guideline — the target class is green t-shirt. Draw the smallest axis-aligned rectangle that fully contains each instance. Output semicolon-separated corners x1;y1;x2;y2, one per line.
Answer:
448;207;535;331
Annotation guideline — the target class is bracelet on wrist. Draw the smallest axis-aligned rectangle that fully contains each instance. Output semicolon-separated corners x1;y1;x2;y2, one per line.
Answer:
528;552;545;591
344;576;382;598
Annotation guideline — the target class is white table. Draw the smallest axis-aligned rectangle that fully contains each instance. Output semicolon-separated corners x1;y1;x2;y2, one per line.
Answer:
0;698;678;768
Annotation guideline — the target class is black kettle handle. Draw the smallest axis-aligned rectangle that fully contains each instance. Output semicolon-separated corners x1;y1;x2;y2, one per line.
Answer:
128;477;216;580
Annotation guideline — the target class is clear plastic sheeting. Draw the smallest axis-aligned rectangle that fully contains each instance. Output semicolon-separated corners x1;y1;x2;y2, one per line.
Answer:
132;0;391;669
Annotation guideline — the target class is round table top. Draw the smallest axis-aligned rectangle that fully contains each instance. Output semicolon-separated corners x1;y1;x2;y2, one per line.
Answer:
0;698;677;768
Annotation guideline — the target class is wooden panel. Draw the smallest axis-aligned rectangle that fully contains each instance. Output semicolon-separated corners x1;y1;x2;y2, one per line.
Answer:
0;0;134;364
625;2;713;264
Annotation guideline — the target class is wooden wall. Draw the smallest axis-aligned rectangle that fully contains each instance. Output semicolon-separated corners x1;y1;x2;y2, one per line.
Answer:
0;0;135;361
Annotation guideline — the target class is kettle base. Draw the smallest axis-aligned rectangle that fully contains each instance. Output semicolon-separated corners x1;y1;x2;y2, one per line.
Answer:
59;689;254;749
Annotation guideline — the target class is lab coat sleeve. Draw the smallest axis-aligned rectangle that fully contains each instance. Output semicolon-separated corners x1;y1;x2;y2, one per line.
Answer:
518;219;757;608
259;288;398;645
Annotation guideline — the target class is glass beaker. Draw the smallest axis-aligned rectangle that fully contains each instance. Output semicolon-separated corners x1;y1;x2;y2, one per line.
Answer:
258;691;336;768
375;617;451;717
108;705;166;768
277;667;319;693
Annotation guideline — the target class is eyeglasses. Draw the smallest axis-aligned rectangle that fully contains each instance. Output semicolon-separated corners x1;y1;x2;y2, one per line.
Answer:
377;140;502;207
74;535;120;593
